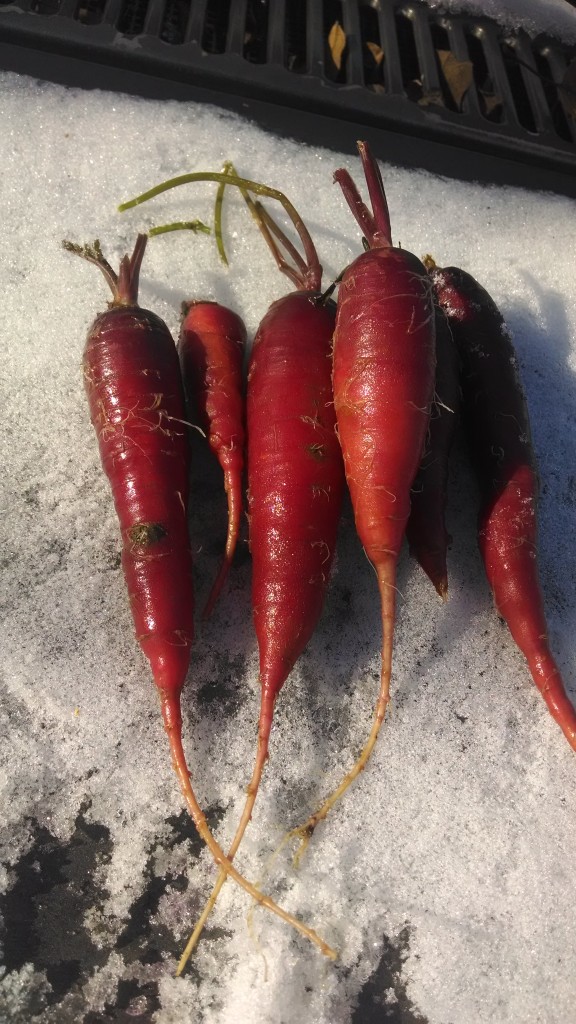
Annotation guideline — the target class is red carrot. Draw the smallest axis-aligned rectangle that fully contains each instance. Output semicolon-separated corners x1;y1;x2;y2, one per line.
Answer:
177;191;345;970
178;300;246;617
426;256;576;751
64;234;336;960
289;141;436;856
405;300;460;599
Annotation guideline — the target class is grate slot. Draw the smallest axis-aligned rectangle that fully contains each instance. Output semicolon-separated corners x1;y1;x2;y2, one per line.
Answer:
500;38;537;132
143;0;164;37
510;33;554;133
464;26;503;122
341;0;364;86
102;0;124;26
116;0;149;36
226;0;246;55
475;22;519;126
244;0;270;64
409;4;443;103
74;0;106;23
266;0;285;64
59;0;78;16
394;8;421;101
159;0;190;44
429;20;461;111
202;0;231;53
284;0;306;72
538;45;576;143
183;0;207;44
358;0;386;92
323;0;347;84
444;17;482;117
306;0;325;79
376;1;404;94
31;0;61;14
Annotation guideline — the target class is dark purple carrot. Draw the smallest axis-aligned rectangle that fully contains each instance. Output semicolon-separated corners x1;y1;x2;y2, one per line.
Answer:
426;255;576;752
406;300;461;599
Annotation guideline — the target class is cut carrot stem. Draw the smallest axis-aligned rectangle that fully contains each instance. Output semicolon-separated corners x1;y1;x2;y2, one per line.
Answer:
119;170;322;291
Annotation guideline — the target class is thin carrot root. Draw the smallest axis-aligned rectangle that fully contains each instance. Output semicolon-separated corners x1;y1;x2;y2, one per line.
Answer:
202;464;242;620
287;566;394;864
161;696;337;972
177;698;335;973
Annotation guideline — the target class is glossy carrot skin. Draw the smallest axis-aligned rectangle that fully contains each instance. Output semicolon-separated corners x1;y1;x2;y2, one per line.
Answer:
334;246;436;573
429;263;576;751
178;300;246;616
248;291;345;736
405;302;460;599
285;148;436;852
84;304;194;720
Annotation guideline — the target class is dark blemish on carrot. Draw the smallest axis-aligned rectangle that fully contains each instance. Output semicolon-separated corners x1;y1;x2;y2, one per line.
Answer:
307;443;327;461
128;523;168;549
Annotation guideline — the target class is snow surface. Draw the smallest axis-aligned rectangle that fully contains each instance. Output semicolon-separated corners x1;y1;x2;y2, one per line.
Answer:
1;71;576;1024
424;0;576;43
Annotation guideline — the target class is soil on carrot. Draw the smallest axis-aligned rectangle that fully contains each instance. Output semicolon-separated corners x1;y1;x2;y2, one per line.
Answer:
127;523;168;549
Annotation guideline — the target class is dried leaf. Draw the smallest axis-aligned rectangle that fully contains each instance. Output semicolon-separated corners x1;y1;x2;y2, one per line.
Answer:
560;57;576;119
479;90;503;117
366;41;385;66
328;21;347;71
437;49;473;110
417;87;445;108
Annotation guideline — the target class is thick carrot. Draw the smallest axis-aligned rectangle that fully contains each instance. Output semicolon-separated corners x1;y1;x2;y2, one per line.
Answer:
289;141;436;857
178;299;247;617
64;234;336;960
405;300;460;599
177;193;345;971
426;256;576;751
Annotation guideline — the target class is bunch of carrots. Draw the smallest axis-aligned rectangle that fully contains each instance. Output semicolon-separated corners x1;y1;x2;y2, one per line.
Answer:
65;142;576;973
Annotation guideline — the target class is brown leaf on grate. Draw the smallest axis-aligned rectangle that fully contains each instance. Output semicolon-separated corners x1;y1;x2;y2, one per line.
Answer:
560;57;576;119
366;41;385;66
437;49;474;109
479;89;503;117
328;21;347;71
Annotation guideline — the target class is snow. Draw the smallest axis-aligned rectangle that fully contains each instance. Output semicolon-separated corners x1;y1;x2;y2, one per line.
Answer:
1;70;576;1024
424;0;576;43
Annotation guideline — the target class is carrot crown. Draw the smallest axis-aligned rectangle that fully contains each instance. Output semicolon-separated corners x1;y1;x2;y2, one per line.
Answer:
334;141;393;250
119;171;323;293
63;234;147;307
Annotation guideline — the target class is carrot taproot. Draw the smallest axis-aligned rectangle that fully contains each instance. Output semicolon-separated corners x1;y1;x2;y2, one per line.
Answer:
176;189;345;971
425;256;576;751
288;141;436;859
178;299;247;617
64;233;336;961
405;300;460;599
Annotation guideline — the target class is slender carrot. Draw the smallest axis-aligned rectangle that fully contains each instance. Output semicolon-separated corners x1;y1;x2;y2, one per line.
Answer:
178;190;345;972
178;299;247;617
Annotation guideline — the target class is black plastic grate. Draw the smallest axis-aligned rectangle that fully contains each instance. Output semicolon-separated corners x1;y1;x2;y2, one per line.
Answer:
1;0;575;185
